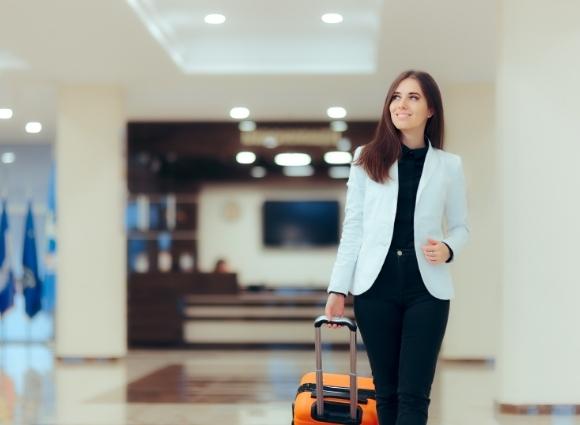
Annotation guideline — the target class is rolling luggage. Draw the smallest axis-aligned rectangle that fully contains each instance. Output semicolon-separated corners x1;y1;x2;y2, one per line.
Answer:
292;315;378;425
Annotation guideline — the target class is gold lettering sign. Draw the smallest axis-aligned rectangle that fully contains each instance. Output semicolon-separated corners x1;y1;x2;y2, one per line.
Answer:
241;128;340;147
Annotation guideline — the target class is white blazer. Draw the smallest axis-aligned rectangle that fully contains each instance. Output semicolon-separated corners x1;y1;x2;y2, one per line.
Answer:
328;141;469;300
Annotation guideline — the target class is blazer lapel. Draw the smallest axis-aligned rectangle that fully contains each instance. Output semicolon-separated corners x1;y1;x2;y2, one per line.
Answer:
415;141;440;205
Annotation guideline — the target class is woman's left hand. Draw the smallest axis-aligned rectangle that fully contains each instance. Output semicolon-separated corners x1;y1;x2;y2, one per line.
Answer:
421;238;450;265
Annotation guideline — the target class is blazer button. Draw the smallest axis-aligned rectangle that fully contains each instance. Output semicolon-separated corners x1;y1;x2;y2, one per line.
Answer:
397;250;403;256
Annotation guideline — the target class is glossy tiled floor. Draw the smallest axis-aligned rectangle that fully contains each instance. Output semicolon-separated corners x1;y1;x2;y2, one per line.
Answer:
0;344;578;425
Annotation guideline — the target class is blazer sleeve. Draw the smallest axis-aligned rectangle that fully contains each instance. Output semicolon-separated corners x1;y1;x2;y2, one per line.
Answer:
327;146;365;295
442;155;470;261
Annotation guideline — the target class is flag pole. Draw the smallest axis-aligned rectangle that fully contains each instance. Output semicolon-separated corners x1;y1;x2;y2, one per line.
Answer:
0;316;4;370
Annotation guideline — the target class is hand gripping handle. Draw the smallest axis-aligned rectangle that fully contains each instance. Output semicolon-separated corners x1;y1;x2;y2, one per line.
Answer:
314;315;358;421
314;315;357;332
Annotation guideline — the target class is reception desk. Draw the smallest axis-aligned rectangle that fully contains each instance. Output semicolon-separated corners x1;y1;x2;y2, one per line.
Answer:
128;273;354;348
128;271;239;346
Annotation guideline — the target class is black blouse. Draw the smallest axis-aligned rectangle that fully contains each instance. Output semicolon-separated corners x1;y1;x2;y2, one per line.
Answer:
390;143;453;262
391;143;428;249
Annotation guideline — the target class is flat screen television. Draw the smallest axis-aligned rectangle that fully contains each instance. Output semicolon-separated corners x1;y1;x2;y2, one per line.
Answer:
262;200;340;247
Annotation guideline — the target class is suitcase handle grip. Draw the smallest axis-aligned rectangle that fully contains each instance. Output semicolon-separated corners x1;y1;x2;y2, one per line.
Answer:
314;315;357;332
314;315;358;421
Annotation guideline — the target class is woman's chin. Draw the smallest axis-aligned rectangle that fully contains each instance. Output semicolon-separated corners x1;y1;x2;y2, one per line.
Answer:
394;123;412;131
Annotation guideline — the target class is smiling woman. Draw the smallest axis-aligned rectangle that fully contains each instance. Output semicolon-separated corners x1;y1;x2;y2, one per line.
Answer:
325;69;468;425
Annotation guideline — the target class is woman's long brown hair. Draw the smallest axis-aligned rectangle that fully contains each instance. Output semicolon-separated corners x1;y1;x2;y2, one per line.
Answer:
355;70;445;183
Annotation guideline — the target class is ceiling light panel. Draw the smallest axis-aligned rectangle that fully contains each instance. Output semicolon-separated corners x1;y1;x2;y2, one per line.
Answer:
327;107;347;119
283;165;314;177
236;151;256;164
330;120;348;132
204;13;226;24
230;107;250;119
324;151;352;165
274;153;311;167
126;0;383;74
0;109;13;120
1;152;15;164
251;166;267;178
239;120;256;132
0;50;28;71
321;13;343;24
328;166;350;179
25;122;42;134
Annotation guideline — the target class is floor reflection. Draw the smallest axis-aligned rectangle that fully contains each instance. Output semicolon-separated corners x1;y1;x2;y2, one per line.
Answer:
0;345;578;425
0;344;55;424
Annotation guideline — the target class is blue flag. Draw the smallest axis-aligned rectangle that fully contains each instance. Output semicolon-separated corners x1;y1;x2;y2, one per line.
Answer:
0;200;15;317
43;164;57;313
22;202;42;318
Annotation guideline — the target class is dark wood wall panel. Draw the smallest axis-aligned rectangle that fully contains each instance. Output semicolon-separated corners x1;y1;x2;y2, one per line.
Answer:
127;121;377;193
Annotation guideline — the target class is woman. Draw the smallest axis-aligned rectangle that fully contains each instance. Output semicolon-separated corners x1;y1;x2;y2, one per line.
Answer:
213;258;231;273
325;70;469;425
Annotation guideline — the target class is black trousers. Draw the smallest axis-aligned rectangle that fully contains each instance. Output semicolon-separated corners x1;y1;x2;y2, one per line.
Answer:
354;247;449;425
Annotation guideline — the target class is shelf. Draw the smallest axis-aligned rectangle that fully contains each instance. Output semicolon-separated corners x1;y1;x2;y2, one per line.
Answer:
127;193;199;203
128;230;198;240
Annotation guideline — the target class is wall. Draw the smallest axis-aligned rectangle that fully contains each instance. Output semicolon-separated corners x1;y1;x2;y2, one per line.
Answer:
198;184;345;288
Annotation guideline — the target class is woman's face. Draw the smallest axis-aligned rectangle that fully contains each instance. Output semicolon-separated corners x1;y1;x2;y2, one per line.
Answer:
389;77;433;132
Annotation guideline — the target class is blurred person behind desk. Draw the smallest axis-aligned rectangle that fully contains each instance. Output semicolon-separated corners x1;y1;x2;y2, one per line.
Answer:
206;258;239;294
213;257;232;273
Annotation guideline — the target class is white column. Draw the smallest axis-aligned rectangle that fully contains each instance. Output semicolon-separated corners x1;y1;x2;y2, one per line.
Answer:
55;86;126;358
496;0;580;407
442;83;499;360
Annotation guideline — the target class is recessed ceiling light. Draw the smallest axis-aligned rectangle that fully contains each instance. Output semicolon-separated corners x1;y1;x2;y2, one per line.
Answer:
327;107;347;119
330;120;348;132
0;108;13;120
204;14;226;24
274;153;311;167
324;151;353;165
230;107;250;119
283;165;314;177
336;137;352;151
321;13;343;24
262;136;278;149
251;166;267;178
25;122;42;134
236;151;256;164
1;152;15;164
239;120;256;132
328;166;350;179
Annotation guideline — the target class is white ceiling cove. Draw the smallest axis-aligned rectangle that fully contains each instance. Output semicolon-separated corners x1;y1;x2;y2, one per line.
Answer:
127;0;383;74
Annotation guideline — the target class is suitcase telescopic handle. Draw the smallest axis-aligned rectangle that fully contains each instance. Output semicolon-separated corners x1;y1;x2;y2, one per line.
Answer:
314;316;357;332
314;315;358;421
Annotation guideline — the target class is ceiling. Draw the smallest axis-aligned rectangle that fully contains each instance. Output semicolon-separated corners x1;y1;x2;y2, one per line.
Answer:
0;0;497;145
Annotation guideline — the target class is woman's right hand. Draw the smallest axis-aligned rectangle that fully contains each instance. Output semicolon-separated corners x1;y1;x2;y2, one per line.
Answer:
324;293;346;329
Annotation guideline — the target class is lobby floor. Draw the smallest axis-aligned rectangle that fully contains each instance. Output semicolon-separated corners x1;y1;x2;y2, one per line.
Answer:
0;344;577;425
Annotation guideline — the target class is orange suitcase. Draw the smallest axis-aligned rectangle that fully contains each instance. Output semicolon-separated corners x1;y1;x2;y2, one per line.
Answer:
292;316;378;425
